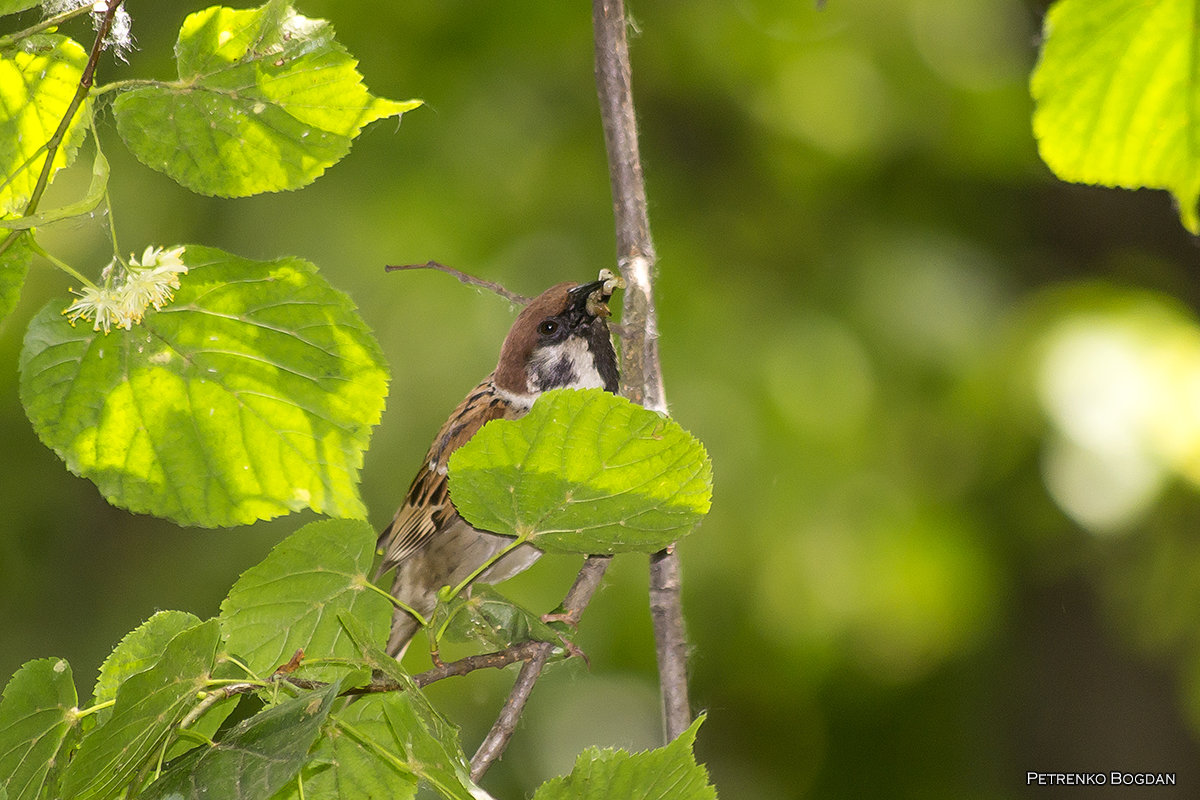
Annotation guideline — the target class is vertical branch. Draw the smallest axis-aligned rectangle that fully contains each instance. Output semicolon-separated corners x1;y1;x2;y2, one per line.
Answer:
592;0;664;413
592;0;692;741
648;547;689;737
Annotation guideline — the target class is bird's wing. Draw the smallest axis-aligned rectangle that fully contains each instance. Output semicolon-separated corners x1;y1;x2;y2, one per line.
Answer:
376;376;517;573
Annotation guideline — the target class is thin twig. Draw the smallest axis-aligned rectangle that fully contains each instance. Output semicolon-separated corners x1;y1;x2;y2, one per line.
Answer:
470;652;550;782
469;554;612;780
592;0;692;741
0;3;97;50
385;260;532;305
179;683;257;729
413;640;545;688
188;638;573;705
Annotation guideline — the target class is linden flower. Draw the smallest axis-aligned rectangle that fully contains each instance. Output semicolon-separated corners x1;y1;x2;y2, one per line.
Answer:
62;286;130;334
122;246;188;314
60;246;188;335
131;245;187;272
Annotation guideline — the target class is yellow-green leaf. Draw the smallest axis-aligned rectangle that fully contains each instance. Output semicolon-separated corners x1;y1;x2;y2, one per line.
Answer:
0;34;88;214
59;621;220;800
18;246;389;527
532;716;716;800
112;0;420;197
1032;0;1200;232
448;389;713;554
0;232;32;324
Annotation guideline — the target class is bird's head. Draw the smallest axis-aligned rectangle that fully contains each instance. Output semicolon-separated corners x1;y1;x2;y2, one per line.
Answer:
494;271;621;399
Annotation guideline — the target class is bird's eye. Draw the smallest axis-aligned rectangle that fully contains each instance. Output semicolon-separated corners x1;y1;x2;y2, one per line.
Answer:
537;320;559;336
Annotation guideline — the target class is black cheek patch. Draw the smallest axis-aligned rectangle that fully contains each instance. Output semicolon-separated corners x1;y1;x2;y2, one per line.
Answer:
536;355;577;390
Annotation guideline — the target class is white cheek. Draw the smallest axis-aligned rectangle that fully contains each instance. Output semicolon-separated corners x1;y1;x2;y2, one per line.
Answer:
572;358;606;389
529;338;605;391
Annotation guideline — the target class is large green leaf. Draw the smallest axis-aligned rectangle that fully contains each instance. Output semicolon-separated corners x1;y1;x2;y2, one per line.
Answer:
60;620;220;800
448;388;712;554
91;610;202;721
18;246;389;527
220;519;392;681
90;611;241;761
0;34;89;214
1031;0;1200;232
112;0;420;197
532;717;716;800
0;658;79;800
140;681;341;800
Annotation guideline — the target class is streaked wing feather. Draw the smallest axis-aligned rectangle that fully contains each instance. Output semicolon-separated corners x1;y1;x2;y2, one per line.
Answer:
377;375;517;571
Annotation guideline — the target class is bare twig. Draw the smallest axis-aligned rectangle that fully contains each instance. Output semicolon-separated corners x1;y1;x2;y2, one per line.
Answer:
0;3;96;50
213;640;555;701
593;0;692;741
469;554;612;780
470;651;550;781
386;260;532;305
413;640;545;687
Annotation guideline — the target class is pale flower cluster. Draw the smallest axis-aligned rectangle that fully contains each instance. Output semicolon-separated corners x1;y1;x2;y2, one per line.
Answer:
40;1;133;60
62;246;188;334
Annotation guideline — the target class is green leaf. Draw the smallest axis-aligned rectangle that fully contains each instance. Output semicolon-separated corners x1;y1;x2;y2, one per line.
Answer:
91;610;202;724
0;145;109;231
0;231;32;324
88;611;241;763
112;0;420;197
220;519;392;682
59;619;220;800
0;34;89;214
273;699;419;800
18;246;389;527
376;695;491;800
0;658;79;800
448;388;713;554
439;585;563;650
0;1;39;15
1031;0;1200;233
141;681;341;800
532;716;716;800
338;614;495;800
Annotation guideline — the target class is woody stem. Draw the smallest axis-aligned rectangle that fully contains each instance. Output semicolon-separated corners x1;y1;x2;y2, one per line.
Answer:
592;0;691;742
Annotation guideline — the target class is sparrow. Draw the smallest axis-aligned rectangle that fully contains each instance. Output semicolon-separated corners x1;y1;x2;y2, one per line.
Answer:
376;273;621;657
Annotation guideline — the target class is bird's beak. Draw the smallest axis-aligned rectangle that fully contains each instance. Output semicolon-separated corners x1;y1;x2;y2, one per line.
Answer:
568;279;608;309
568;270;623;319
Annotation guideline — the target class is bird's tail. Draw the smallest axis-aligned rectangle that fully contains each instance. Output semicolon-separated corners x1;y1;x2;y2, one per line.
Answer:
386;606;421;660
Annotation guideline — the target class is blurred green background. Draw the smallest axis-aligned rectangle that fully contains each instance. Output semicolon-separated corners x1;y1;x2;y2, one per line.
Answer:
4;0;1200;796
